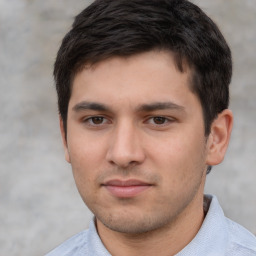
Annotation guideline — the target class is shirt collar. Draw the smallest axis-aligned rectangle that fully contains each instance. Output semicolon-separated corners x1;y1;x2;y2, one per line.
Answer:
87;218;112;256
176;194;229;256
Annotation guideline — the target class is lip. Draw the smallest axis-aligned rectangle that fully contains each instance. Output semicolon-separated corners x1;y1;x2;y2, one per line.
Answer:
102;179;152;198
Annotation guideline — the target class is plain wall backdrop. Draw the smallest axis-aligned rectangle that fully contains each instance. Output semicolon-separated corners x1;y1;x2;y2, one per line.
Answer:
0;0;255;255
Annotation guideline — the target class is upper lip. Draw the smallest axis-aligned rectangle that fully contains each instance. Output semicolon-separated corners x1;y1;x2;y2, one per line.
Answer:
103;179;152;187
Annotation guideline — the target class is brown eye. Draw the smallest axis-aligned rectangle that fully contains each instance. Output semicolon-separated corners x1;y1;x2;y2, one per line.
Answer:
91;116;104;124
83;116;110;128
153;117;167;124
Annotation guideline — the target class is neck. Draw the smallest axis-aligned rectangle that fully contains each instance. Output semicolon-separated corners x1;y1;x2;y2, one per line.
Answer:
96;194;205;256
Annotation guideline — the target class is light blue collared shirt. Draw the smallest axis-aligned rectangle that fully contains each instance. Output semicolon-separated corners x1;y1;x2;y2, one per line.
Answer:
46;195;256;255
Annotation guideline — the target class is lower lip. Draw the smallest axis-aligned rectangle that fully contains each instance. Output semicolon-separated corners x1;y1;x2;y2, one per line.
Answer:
104;185;151;198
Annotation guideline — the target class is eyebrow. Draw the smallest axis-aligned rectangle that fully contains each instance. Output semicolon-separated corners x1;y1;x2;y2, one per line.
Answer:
72;101;110;112
136;102;185;112
72;101;185;113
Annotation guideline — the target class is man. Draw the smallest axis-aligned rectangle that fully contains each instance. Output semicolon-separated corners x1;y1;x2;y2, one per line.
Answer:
47;0;256;255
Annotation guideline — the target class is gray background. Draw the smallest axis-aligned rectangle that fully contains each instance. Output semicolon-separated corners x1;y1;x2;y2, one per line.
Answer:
0;0;255;255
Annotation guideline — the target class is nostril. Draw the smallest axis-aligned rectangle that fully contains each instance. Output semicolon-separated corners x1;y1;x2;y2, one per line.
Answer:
106;150;145;168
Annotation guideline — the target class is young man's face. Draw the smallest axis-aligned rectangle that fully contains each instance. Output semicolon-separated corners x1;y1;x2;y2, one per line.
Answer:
62;51;212;234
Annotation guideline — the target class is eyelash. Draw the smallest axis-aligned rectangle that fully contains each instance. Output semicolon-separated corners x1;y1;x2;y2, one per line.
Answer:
146;116;175;126
82;115;175;128
83;116;110;126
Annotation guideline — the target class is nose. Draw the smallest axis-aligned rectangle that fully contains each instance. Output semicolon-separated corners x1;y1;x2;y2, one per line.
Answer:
106;120;146;168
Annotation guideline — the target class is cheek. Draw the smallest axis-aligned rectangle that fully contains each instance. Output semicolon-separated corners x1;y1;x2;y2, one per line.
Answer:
153;135;203;163
68;132;106;165
68;145;98;205
66;139;100;189
149;131;206;180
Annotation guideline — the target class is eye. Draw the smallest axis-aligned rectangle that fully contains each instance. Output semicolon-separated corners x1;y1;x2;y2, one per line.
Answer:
151;116;168;125
83;116;109;126
145;116;175;127
90;116;105;124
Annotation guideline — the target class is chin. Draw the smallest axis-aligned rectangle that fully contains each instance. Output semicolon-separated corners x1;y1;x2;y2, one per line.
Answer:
96;210;174;234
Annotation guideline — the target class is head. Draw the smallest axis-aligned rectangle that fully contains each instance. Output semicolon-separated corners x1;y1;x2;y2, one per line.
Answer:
54;0;232;138
54;0;233;241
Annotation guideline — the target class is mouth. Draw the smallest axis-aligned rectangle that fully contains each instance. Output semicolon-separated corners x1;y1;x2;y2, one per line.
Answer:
102;179;153;198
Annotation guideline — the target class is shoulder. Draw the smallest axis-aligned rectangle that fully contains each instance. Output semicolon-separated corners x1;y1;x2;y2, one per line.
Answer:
202;195;256;255
226;217;256;255
45;229;89;256
45;219;111;256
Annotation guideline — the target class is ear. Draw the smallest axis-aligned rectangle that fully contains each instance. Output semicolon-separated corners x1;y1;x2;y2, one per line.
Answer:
206;109;233;166
59;116;71;163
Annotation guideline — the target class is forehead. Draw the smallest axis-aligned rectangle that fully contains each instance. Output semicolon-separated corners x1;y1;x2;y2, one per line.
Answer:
69;51;197;110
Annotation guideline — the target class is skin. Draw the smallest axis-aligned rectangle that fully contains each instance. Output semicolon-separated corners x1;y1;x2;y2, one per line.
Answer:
60;50;233;256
